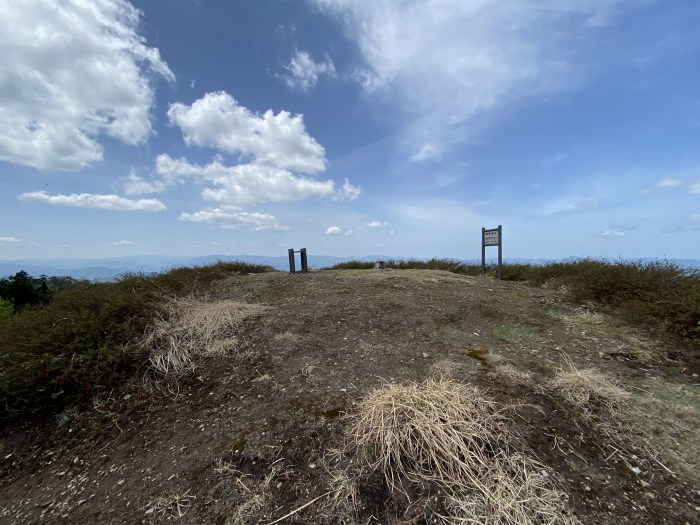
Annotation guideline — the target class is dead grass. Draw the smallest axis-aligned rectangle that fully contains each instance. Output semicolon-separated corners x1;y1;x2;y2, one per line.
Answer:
333;378;578;524
549;359;630;417
550;310;658;362
224;494;265;525
493;363;534;386
144;298;266;377
145;490;195;520
624;377;700;486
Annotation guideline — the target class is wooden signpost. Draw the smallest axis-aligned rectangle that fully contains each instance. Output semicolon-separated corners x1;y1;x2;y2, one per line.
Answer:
481;225;503;280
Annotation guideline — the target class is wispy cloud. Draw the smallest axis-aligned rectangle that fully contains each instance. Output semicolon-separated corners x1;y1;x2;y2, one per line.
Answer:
656;177;683;188
660;224;684;234
0;0;173;170
281;49;336;92
0;237;21;244
366;220;389;228
692;214;700;222
18;191;166;212
600;230;626;237
179;206;288;231
113;240;135;246
313;0;635;161
122;169;167;196
689;181;700;194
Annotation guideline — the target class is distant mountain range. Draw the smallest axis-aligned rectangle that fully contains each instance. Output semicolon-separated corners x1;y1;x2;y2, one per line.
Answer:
0;255;698;281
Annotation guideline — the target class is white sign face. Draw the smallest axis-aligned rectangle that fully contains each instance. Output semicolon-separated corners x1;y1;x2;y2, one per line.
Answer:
484;229;499;246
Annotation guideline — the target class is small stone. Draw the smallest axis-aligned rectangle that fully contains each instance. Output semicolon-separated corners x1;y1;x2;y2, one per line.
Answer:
123;394;131;401
585;486;592;492
630;466;641;475
309;463;316;469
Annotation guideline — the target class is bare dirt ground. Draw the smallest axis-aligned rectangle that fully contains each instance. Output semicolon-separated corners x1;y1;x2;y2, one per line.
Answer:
1;269;699;524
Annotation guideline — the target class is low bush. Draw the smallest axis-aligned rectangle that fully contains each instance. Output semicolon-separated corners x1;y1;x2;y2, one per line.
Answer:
0;261;273;417
326;258;699;341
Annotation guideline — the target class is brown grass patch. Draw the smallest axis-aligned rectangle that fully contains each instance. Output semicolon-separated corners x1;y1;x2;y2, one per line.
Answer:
332;378;578;524
549;359;629;417
144;298;266;377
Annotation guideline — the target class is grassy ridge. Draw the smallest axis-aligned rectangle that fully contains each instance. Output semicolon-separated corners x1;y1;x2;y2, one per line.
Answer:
326;258;700;341
0;262;273;417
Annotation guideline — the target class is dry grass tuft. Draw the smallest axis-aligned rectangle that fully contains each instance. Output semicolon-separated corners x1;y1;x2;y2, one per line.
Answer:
493;363;534;386
549;359;629;417
146;491;195;520
224;494;265;525
144;298;266;377
335;377;578;524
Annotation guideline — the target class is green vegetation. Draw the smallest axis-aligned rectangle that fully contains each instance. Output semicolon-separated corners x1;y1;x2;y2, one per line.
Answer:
326;258;700;340
0;261;274;417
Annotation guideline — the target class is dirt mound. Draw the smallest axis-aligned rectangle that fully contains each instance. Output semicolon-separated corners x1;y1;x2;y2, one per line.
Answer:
1;270;698;524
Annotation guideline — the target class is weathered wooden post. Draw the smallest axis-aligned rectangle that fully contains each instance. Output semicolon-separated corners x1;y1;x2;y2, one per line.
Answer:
288;248;296;274
300;248;308;272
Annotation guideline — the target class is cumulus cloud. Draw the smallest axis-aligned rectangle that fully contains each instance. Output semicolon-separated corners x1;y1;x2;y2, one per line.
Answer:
18;191;166;211
0;0;173;170
281;49;336;92
155;154;358;205
312;0;634;160
0;237;21;244
122;169;167;195
656;178;683;188
366;220;389;228
179;206;288;231
167;91;326;174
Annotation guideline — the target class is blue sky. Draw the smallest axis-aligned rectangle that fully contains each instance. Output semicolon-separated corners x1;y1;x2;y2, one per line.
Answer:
1;0;699;261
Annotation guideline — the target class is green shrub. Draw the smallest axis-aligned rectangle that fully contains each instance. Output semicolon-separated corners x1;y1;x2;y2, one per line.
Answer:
0;261;274;417
0;297;13;319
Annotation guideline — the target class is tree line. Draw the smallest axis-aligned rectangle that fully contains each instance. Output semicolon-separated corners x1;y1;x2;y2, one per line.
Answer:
0;271;78;317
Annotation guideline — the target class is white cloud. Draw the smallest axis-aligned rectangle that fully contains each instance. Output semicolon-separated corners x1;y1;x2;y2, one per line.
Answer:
656;177;683;188
366;220;389;228
167;91;326;174
122;170;167;195
113;240;135;246
325;226;353;236
600;230;626;237
155;154;358;205
281;49;336;92
0;237;21;244
179;206;288;231
689;181;700;194
339;179;361;201
0;0;173;171
312;0;632;160
18;191;166;211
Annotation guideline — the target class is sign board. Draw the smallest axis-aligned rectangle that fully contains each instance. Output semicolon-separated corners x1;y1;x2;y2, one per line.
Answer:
483;228;500;246
481;225;503;280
